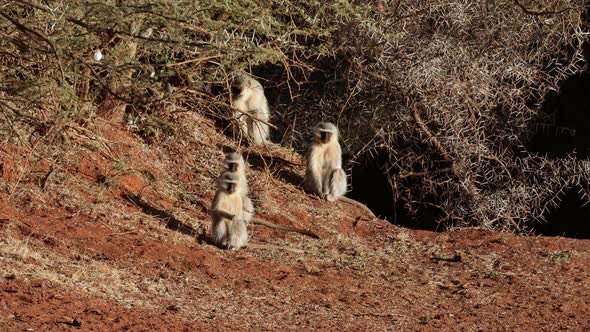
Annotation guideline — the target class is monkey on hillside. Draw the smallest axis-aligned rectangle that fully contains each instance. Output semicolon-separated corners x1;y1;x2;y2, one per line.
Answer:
223;152;248;195
211;173;309;253
230;74;271;145
304;122;376;218
222;152;319;239
211;172;249;249
304;122;346;201
222;152;253;223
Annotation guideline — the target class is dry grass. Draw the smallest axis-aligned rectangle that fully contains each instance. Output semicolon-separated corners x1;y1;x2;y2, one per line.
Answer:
0;226;148;306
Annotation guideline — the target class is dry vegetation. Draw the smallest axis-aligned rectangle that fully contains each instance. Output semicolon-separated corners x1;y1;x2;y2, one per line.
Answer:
1;0;589;232
1;1;590;329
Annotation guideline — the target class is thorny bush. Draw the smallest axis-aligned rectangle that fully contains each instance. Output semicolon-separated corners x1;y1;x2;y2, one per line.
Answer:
0;0;589;232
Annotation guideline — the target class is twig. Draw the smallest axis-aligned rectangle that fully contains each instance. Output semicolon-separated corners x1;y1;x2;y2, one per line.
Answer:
398;167;453;179
164;54;222;67
185;88;279;130
412;105;452;162
513;0;570;16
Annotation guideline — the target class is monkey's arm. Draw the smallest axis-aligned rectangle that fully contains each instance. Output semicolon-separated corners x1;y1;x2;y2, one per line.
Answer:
251;218;320;239
231;94;249;112
338;196;376;219
305;146;324;195
212;208;237;220
230;104;277;130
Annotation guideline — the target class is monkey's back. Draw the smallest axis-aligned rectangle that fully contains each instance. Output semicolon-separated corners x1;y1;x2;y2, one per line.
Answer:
247;84;269;118
325;141;342;170
238;173;249;196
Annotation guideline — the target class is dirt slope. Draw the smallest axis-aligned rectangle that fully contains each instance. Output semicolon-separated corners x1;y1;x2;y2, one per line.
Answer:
0;114;589;331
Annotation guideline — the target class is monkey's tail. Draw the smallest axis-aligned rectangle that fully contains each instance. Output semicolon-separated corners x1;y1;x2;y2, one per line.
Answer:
248;242;305;254
251;218;320;239
338;196;376;219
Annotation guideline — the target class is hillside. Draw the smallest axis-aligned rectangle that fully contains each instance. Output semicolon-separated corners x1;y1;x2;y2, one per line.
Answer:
1;0;590;330
0;114;589;330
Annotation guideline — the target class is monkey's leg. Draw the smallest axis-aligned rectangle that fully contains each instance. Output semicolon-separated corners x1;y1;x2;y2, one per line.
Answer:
235;113;249;142
252;122;270;145
304;171;322;197
326;168;347;202
304;149;325;196
250;110;270;145
212;219;228;248
227;219;248;249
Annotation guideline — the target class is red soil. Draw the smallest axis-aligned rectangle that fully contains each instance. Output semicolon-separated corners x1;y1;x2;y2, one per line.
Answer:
0;118;588;331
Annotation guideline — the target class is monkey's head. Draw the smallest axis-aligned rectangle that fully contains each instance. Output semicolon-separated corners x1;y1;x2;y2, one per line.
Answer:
230;75;251;100
231;80;243;98
224;152;244;173
219;172;240;194
315;122;339;144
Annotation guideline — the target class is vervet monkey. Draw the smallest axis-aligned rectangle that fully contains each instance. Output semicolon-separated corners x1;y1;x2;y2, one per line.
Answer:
223;152;319;239
304;122;376;218
211;172;249;249
211;174;308;254
304;122;347;201
230;74;271;145
223;152;248;195
222;152;253;223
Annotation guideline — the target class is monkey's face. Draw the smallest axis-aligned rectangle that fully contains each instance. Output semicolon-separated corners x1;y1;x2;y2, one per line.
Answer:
231;84;242;98
226;161;239;173
225;181;237;194
318;130;333;144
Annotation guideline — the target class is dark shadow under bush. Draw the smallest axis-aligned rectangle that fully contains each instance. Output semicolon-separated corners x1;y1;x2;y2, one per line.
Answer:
526;72;590;159
532;187;590;239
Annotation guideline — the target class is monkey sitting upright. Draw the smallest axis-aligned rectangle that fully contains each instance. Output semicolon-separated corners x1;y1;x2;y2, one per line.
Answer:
211;172;249;249
304;122;376;218
222;151;320;238
304;122;347;201
222;152;253;223
230;74;271;145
